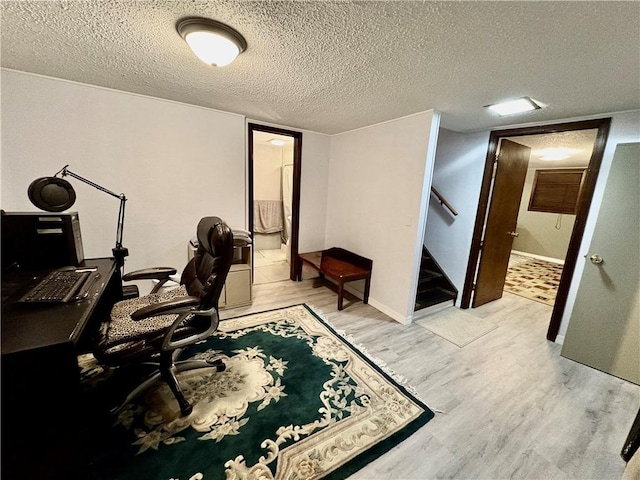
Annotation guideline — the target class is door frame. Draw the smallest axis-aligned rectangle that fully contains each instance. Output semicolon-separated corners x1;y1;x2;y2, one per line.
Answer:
248;123;303;281
460;118;611;342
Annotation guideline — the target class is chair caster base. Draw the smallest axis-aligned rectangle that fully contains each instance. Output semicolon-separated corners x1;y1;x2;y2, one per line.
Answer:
206;358;226;372
108;358;226;418
179;402;193;417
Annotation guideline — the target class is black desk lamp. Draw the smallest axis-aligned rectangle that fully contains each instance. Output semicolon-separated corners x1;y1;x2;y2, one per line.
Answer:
28;165;129;270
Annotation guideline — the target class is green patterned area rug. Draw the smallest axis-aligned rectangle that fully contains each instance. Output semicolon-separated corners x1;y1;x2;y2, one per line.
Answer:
88;304;434;480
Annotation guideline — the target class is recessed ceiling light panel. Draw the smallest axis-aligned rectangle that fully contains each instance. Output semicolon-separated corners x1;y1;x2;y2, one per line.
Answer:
269;139;286;146
486;97;543;116
177;17;247;67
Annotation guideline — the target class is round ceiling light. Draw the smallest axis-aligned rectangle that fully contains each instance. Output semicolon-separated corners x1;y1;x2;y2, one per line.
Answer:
177;17;247;67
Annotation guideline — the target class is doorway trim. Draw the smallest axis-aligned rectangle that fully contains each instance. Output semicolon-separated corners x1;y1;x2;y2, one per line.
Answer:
248;123;303;281
460;118;611;342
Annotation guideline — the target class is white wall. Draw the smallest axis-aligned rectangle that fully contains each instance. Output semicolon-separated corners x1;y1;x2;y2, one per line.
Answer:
297;131;331;253
424;128;490;304
512;168;577;260
283;144;294;166
326;111;440;322
1;70;332;294
1;69;245;279
253;143;284;201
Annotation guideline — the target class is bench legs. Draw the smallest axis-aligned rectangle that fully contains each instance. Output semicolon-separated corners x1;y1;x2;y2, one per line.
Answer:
337;277;370;310
363;277;371;304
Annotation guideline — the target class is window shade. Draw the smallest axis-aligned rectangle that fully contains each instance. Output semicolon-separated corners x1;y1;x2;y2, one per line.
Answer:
528;168;586;215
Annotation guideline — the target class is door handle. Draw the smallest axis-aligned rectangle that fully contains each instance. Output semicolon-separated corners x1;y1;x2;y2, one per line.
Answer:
589;254;604;265
507;231;519;237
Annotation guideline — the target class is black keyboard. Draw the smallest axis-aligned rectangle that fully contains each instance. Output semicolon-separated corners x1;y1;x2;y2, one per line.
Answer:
19;269;91;303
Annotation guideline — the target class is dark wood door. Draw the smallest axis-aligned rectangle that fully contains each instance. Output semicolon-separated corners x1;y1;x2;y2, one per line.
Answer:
473;139;531;307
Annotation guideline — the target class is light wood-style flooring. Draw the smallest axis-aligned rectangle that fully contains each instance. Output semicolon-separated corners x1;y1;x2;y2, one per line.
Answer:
220;277;639;480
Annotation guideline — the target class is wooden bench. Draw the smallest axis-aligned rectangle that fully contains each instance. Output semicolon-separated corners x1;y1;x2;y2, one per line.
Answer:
296;247;373;310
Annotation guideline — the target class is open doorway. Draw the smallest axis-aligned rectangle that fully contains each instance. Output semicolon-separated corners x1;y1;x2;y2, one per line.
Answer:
248;124;302;285
461;118;611;341
501;129;598;307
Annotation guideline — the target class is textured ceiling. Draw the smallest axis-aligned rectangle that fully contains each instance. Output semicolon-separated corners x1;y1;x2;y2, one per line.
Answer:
506;129;598;168
1;1;639;134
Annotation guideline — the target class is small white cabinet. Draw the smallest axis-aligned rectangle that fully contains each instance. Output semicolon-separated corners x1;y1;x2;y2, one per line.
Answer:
221;263;252;308
188;242;252;309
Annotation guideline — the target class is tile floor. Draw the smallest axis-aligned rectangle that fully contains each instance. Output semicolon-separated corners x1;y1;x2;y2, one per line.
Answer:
253;248;290;285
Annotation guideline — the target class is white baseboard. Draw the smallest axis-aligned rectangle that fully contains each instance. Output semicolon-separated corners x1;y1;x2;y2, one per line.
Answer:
512;249;564;265
342;283;408;325
367;297;410;325
554;334;565;345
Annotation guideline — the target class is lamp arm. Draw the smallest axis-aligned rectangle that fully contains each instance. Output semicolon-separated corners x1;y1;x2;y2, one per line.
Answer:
116;194;126;249
59;165;125;202
57;165;129;268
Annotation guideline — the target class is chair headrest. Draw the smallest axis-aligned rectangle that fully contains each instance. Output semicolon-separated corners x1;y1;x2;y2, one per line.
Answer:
197;216;231;256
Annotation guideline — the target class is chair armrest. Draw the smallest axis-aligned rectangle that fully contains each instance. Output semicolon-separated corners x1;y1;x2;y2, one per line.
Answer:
160;305;219;351
131;296;200;321
122;267;177;282
129;296;219;352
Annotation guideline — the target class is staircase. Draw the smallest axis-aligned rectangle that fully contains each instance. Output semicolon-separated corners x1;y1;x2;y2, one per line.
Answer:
414;246;457;313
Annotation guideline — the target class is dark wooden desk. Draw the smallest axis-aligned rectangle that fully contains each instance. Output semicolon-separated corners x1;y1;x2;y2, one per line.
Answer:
1;258;122;480
296;247;372;310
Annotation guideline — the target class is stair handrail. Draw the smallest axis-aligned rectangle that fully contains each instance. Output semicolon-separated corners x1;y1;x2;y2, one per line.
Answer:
430;186;458;216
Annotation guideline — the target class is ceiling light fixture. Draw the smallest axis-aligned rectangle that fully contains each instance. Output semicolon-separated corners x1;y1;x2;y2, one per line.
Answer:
269;139;286;146
177;17;247;67
537;147;580;161
485;97;543;116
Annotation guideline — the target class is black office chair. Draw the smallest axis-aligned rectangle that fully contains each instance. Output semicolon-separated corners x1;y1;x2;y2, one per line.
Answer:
94;216;234;416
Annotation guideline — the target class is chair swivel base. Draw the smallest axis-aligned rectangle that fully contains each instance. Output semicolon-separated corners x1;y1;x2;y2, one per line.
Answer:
110;357;226;417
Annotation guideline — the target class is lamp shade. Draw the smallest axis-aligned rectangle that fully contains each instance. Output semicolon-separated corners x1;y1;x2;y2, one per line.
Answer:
177;17;246;67
28;177;76;212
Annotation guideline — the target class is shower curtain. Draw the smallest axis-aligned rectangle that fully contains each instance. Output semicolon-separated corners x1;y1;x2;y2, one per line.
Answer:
282;164;293;245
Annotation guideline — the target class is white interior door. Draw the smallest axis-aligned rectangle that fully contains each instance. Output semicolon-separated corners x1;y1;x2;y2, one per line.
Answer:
561;143;639;384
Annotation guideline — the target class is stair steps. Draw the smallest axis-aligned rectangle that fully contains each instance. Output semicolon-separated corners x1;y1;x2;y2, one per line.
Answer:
414;247;457;312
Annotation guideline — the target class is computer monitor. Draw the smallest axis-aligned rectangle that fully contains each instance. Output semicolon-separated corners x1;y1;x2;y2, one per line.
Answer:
1;211;84;272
